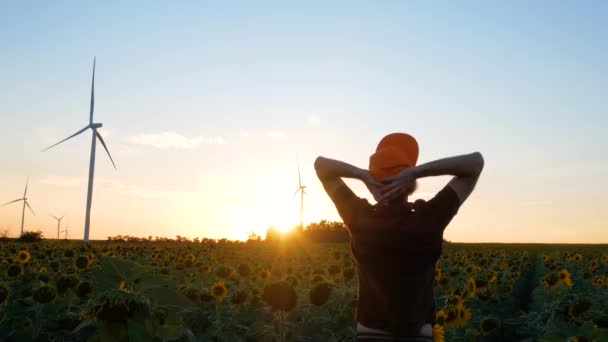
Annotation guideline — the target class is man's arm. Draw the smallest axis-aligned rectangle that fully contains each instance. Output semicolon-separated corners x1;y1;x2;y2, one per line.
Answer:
314;156;383;202
381;152;484;204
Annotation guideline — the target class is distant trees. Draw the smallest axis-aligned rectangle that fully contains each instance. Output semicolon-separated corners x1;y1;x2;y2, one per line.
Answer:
18;230;44;242
300;220;349;243
262;220;350;243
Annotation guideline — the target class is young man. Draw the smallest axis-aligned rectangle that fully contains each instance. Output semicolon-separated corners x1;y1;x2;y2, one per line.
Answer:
314;133;484;341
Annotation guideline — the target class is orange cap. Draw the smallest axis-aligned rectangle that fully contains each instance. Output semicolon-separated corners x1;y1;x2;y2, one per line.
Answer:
369;133;419;180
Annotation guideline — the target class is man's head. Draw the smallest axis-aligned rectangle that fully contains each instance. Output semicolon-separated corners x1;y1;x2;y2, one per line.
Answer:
369;133;419;204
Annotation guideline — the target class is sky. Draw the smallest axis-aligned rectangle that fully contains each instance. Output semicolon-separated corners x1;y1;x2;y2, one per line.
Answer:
1;1;607;242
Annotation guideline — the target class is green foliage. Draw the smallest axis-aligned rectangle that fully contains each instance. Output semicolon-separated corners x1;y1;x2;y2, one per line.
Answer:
0;240;606;340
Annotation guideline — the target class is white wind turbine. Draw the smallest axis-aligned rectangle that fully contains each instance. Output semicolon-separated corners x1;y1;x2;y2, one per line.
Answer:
1;178;36;236
292;154;307;230
42;57;116;242
51;215;64;239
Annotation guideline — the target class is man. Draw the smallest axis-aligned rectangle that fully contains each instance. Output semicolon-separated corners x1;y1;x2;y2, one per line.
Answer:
314;133;484;341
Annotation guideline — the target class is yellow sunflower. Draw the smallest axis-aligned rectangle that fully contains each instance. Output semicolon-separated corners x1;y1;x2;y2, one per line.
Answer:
571;253;583;263
435;310;447;326
210;281;227;302
454;306;472;328
559;269;573;288
15;250;31;264
445;295;464;308
432;324;444;342
464;278;477;299
592;276;605;287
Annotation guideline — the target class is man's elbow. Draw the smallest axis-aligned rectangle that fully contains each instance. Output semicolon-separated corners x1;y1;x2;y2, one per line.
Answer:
314;156;327;178
472;152;485;173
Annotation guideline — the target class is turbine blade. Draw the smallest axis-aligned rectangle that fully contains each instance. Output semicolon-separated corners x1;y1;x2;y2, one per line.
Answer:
1;198;23;206
96;131;117;169
41;125;91;152
24;177;29;197
297;154;302;187
292;188;300;198
90;57;95;125
51;215;58;220
25;201;35;215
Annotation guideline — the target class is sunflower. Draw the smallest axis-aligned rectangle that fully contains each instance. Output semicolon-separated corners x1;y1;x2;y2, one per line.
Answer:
588;260;599;272
464;264;476;274
33;285;57;304
230;289;250;305
7;264;23;278
310;282;332;306
215;265;233;279
592;276;605;287
568;299;593;321
435;310;447;325
572;253;583;263
454;306;472;328
210;281;227;302
559;269;573;287
432;324;444;342
443;307;460;328
15;250;31;264
602;254;608;264
542;272;560;288
541;254;550;262
464;278;477;299
75;255;91;270
261;281;297;311
445;295;464;308
435;267;442;279
259;270;270;279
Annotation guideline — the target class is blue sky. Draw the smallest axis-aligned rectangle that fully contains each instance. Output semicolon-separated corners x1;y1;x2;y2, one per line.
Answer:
1;1;607;242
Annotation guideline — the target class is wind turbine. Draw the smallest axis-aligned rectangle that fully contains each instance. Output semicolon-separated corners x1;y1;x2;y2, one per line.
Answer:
1;178;36;236
51;215;64;239
42;57;116;242
62;224;69;240
292;154;307;231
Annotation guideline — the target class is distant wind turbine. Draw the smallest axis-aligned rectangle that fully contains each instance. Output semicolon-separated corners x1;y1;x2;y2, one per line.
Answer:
292;154;307;230
62;224;69;240
42;57;116;242
51;215;64;239
1;178;35;236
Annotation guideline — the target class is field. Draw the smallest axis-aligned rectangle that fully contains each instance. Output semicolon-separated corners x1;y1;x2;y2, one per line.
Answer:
1;239;607;341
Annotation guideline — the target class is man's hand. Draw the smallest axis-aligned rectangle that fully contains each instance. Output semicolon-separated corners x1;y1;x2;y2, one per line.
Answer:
359;170;385;203
378;168;417;202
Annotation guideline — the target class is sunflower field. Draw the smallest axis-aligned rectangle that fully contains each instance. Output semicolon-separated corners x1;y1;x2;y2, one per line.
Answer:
1;240;607;341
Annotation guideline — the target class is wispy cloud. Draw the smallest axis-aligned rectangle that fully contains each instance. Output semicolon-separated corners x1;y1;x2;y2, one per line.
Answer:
127;132;225;149
41;176;187;201
267;131;288;139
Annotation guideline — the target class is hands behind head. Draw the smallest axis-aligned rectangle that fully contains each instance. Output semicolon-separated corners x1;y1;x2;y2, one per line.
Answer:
361;168;416;204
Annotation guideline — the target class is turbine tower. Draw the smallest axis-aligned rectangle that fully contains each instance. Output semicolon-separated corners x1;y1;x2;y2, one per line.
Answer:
62;224;69;240
51;215;64;239
1;178;35;236
42;57;116;242
292;154;307;230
